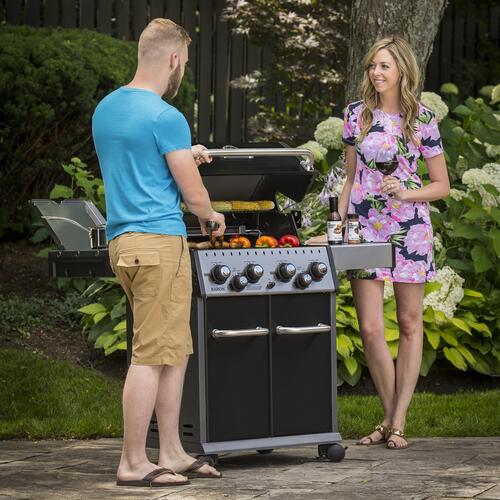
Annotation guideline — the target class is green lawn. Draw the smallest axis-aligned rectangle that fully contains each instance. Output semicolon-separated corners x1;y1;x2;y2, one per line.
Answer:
0;348;122;439
0;348;498;440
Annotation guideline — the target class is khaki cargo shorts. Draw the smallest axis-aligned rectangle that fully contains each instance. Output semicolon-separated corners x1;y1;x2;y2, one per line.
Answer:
108;232;193;366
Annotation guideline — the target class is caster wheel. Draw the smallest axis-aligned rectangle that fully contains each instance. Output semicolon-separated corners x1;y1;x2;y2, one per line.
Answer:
257;449;273;454
318;444;329;458
196;454;218;466
326;443;345;462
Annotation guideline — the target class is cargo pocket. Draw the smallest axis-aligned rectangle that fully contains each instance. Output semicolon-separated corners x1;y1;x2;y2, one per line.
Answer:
170;239;192;303
117;251;161;298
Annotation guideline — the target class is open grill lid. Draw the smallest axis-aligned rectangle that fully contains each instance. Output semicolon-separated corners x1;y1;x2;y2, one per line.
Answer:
198;143;316;203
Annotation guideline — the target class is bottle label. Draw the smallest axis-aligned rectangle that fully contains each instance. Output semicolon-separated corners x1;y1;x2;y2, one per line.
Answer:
348;220;360;242
327;221;343;242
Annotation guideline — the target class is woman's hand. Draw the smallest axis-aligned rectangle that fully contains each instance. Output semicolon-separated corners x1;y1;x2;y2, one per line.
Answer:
380;175;407;200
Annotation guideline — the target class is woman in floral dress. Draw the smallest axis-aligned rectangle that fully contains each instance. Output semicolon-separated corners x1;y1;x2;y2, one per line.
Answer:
311;36;450;449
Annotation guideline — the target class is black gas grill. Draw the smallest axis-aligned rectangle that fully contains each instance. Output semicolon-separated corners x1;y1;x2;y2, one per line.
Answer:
32;144;394;463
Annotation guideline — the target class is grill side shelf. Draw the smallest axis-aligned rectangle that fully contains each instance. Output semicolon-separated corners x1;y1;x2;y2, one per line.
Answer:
328;243;394;272
48;250;113;278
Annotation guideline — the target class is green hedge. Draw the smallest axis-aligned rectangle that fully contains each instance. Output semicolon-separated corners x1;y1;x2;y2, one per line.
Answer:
0;25;194;239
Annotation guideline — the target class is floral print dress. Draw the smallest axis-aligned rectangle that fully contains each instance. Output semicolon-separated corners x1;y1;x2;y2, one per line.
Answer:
342;101;444;283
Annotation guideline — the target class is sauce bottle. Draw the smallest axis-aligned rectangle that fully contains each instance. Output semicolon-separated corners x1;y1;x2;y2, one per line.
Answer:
327;196;343;245
347;213;361;244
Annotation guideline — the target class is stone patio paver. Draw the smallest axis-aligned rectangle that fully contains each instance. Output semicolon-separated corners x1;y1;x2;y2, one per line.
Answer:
0;437;498;499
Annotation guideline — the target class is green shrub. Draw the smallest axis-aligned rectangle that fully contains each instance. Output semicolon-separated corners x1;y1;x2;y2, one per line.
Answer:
0;25;194;240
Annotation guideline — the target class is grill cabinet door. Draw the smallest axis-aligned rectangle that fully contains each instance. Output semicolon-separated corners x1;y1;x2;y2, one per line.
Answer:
271;293;333;436
206;296;270;441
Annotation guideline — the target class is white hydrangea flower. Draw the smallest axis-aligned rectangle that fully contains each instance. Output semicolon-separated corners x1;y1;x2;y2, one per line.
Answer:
462;163;500;191
420;91;449;122
440;82;459;95
300;140;327;163
433;234;443;253
383;279;394;300
485;143;500;159
461;164;500;207
449;188;468;201
424;266;465;320
491;83;500;104
455;155;468;177
479;85;493;100
483;162;500;182
314;117;344;150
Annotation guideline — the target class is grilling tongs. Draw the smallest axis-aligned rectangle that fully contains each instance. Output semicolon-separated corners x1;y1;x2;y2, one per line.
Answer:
206;220;220;247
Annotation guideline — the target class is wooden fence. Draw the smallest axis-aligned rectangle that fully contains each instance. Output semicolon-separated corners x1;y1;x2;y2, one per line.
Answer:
1;0;499;143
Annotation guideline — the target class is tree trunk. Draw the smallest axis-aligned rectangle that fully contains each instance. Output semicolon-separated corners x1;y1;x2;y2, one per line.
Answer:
345;0;448;103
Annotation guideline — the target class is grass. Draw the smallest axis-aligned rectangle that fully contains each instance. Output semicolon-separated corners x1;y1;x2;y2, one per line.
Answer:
0;348;122;439
0;348;498;440
338;390;500;439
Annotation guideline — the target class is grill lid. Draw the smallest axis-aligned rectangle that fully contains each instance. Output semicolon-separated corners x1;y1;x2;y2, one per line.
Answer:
30;199;105;250
198;144;316;203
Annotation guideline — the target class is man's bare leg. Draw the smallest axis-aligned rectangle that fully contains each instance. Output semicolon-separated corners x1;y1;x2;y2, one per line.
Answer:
156;357;221;477
116;365;188;484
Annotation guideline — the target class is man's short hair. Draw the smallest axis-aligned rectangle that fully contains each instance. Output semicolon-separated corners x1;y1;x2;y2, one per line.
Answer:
138;18;191;62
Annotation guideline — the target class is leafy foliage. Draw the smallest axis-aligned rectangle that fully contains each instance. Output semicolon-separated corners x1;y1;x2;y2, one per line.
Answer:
0;25;194;239
223;0;349;143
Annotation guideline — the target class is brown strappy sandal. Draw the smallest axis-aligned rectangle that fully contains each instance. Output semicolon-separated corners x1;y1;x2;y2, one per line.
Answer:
356;424;389;446
179;458;222;479
386;428;409;449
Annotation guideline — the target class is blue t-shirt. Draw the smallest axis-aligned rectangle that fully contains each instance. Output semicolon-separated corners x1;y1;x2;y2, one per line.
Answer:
92;87;191;241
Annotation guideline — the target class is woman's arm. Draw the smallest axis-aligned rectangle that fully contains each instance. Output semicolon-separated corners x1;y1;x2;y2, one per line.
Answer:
381;153;450;203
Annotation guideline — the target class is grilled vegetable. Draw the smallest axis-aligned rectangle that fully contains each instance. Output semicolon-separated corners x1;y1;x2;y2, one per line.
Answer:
229;236;252;248
278;234;300;247
255;235;279;248
209;201;233;212
182;200;275;213
188;240;230;249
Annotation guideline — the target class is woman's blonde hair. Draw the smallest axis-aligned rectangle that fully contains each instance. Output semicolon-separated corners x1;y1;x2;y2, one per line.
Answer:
358;36;420;145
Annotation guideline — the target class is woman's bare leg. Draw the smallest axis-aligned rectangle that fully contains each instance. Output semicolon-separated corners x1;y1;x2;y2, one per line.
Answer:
390;282;425;448
351;279;395;443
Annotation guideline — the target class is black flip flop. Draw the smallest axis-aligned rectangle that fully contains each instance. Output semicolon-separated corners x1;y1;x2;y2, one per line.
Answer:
182;458;222;479
116;467;190;487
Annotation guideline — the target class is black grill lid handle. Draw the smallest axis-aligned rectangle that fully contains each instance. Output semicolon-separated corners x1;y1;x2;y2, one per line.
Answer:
205;147;314;172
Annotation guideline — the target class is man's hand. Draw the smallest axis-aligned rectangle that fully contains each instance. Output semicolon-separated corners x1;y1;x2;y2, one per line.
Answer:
192;144;212;167
199;211;225;237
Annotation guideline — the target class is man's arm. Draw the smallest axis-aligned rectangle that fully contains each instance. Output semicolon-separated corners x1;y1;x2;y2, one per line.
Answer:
166;149;225;236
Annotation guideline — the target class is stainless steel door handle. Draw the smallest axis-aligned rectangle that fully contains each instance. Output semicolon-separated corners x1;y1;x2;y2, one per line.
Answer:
211;327;270;339
275;323;331;335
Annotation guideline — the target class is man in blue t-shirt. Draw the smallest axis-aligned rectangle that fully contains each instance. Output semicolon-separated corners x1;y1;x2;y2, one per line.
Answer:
92;18;224;487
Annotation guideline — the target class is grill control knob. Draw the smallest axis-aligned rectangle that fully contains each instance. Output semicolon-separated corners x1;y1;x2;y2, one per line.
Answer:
245;264;264;283
310;262;328;280
295;272;313;289
231;274;248;291
210;265;231;284
276;263;296;281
